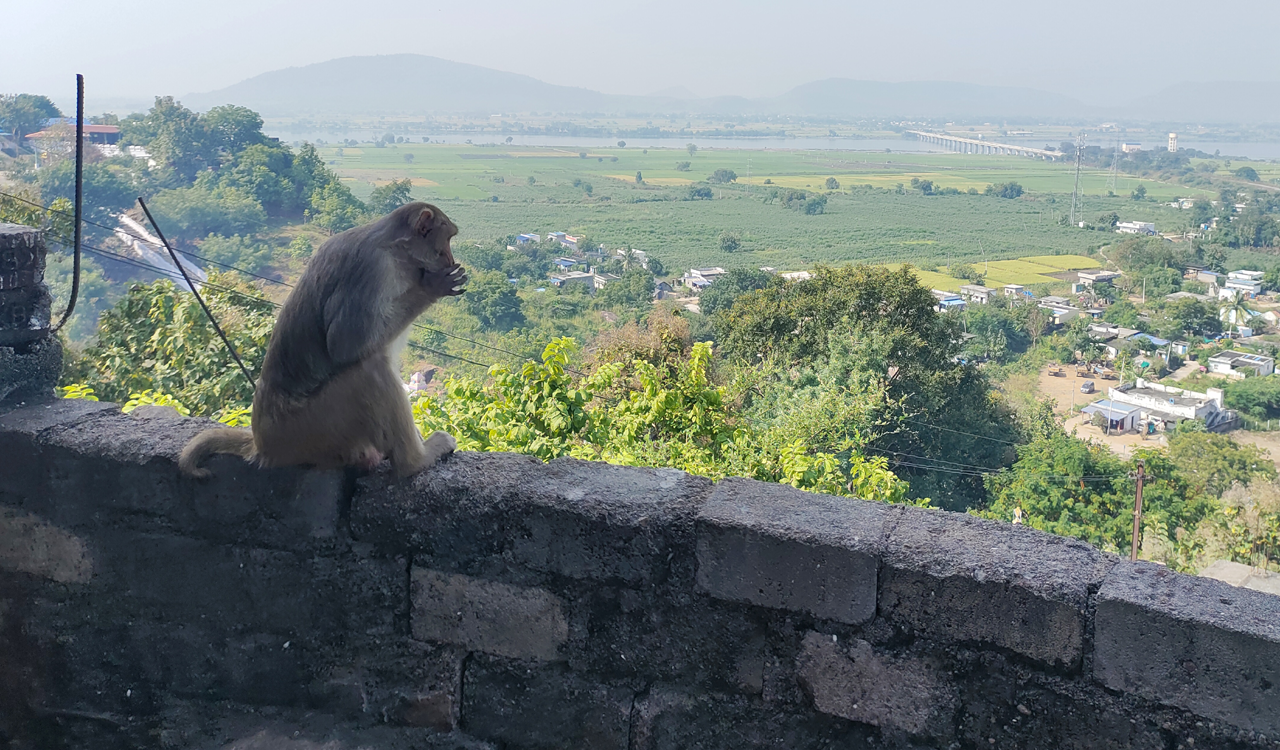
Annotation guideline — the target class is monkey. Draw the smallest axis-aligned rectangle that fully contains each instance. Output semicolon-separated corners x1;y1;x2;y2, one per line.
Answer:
179;202;467;479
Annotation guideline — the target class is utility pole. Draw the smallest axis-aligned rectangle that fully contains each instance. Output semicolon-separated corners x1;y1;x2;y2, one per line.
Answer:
1131;460;1145;561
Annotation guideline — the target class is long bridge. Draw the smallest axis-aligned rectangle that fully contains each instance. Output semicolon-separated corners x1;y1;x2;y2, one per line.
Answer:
907;130;1059;160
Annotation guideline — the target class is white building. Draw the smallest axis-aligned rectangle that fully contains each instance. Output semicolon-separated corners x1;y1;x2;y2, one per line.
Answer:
1208;351;1275;379
1003;284;1025;298
958;284;997;304
1168;133;1178;153
1107;378;1232;431
1077;270;1120;286
1116;221;1156;235
678;267;729;293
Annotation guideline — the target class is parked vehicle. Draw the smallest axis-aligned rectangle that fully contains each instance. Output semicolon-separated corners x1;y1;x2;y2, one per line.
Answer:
1081;380;1095;394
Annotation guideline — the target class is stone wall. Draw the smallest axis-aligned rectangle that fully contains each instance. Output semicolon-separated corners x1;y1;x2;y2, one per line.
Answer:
1;398;1278;750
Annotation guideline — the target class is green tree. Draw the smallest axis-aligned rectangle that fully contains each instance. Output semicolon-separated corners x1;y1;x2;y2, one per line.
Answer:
1167;432;1276;498
635;171;643;184
139;96;215;182
1132;184;1147;200
1226;377;1280;419
1102;299;1140;328
596;267;655;311
0;93;62;141
825;177;840;190
687;143;697;157
410;338;908;503
708;168;737;184
803;195;828;214
147;186;267;241
463;271;527;331
309;181;367;234
201;104;266;153
617;140;626;148
64;273;274;420
718;230;741;253
700;268;777;318
687;186;713;200
368;177;414;215
38;161;135;231
984;182;1024;199
1234;166;1260;182
675;161;691;171
198;234;274;274
1190;199;1215;227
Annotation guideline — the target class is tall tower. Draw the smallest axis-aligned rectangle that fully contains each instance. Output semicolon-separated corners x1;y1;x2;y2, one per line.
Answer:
1168;133;1178;153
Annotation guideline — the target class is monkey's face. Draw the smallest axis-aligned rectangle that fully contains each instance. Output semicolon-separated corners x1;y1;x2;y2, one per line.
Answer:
399;202;458;274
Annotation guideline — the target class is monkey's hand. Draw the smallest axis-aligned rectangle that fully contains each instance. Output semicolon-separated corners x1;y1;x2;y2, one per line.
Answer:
422;264;468;298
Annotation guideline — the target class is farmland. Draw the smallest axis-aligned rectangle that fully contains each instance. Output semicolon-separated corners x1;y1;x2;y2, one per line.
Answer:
318;143;1208;273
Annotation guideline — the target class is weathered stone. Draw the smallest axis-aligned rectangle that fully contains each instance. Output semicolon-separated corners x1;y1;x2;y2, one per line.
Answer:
0;224;45;291
629;687;881;750
880;505;1115;668
354;453;709;584
1095;561;1280;736
411;568;567;661
0;335;61;404
796;631;955;737
0;405;344;551
461;656;632;750
0;507;92;583
695;478;884;624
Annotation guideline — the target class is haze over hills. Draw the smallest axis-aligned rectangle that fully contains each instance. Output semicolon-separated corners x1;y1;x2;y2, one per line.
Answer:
184;54;1280;124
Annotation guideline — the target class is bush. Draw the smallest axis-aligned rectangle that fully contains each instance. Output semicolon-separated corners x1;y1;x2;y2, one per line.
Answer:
825;177;840;190
687;186;713;200
984;182;1024;199
708;168;737;184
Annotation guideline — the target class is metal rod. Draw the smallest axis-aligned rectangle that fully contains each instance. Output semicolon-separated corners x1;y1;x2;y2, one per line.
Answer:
137;197;256;389
52;74;84;333
1131;460;1145;561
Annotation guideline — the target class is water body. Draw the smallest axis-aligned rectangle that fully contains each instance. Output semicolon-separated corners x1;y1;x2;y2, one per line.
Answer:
264;129;951;154
265;127;1280;161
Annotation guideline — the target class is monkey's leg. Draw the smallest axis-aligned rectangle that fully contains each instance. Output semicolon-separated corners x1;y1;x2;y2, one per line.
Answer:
365;356;455;477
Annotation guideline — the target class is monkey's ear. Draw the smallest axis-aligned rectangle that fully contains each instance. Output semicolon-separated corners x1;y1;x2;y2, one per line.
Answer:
414;207;435;236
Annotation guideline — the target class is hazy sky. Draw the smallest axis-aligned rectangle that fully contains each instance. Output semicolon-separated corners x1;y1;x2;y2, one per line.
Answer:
10;0;1279;111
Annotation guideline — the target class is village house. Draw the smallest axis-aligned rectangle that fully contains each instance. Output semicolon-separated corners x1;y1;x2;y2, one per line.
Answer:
1080;400;1142;433
1115;221;1156;235
516;233;541;244
1207;350;1275;379
1165;291;1213;304
931;289;965;312
1105;378;1234;432
678;267;728;293
1002;284;1025;298
1077;270;1120;286
1223;270;1264;299
548;270;595;290
958;284;997;305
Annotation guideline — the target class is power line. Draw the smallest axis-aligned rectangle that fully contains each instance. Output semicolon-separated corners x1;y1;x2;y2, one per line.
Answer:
139;197;256;388
44;229;492;373
899;418;1021;445
11;191;555;370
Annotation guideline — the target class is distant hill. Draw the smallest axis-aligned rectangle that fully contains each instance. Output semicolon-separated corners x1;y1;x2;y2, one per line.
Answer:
184;54;1280;123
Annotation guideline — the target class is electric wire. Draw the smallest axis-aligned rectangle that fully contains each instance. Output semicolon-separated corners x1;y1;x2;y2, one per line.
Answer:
3;191;557;370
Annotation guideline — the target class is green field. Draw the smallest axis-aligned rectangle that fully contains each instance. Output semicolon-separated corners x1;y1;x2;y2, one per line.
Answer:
319;143;1208;274
1017;254;1101;270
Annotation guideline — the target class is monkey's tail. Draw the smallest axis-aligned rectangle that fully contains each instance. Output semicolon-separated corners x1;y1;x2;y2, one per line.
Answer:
179;428;257;479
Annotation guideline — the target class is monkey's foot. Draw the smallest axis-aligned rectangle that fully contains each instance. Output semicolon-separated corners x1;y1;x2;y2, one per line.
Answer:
350;445;385;471
394;431;456;477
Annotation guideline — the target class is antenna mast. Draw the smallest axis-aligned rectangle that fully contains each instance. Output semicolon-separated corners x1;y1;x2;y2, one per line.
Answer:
1069;134;1086;226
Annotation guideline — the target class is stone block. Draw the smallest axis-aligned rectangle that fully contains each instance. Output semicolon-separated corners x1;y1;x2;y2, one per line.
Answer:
1095;561;1280;736
0;223;48;349
796;631;955;737
0;507;92;583
411;568;567;661
0;335;61;405
0;223;45;291
629;687;880;750
355;454;709;584
694;477;884;624
0;404;344;551
461;655;632;750
879;505;1115;668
